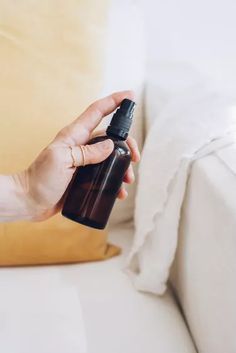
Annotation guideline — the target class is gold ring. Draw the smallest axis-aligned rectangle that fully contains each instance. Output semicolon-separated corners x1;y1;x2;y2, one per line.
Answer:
69;146;76;167
79;145;86;167
69;145;86;167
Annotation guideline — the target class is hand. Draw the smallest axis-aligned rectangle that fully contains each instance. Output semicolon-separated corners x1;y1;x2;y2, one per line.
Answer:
16;91;140;221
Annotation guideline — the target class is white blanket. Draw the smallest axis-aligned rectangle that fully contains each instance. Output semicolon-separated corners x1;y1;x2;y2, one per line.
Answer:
126;83;236;295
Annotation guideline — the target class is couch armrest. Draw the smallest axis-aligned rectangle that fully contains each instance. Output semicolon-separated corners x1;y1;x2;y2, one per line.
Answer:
170;150;236;353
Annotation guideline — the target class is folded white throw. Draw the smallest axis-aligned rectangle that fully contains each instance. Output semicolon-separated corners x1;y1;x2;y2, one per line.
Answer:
126;83;236;295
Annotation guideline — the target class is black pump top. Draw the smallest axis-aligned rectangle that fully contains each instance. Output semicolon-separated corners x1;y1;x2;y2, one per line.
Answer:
106;99;136;140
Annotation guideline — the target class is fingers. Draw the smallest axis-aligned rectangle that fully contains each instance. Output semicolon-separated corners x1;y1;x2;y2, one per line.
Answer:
122;136;140;183
117;187;128;200
91;132;141;164
59;91;135;145
90;129;106;139
126;136;140;162
118;165;135;200
123;165;135;183
78;90;135;131
70;139;114;167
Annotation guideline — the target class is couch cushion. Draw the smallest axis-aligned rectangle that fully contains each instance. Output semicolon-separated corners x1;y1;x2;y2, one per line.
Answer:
0;268;87;353
61;225;196;353
171;153;236;353
0;226;196;353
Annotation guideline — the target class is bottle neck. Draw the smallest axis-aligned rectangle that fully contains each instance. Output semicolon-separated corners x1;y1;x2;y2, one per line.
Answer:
106;126;128;141
106;99;135;141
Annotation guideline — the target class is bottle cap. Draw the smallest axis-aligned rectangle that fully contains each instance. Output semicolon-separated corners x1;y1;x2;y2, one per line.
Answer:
106;99;136;140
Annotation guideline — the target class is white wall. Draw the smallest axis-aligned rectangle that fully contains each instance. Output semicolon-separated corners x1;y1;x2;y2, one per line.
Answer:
139;0;236;97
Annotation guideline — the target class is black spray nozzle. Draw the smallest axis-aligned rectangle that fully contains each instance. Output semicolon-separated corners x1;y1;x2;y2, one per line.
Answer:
106;98;136;140
119;98;136;116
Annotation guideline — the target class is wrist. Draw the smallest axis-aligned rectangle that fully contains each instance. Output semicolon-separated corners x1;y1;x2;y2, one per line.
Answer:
11;171;43;221
0;172;34;222
13;171;56;222
11;171;37;221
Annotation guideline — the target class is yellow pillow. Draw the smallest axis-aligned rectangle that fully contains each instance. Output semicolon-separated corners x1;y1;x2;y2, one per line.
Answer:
0;215;120;266
0;0;120;266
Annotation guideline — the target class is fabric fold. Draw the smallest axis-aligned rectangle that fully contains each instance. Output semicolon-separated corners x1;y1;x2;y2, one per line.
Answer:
126;83;236;294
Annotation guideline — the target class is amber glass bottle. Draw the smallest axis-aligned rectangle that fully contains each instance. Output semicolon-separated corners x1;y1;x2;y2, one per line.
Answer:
62;99;136;229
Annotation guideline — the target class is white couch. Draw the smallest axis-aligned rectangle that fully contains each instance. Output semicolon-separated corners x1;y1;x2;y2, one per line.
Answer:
1;1;235;352
1;129;235;353
171;147;236;353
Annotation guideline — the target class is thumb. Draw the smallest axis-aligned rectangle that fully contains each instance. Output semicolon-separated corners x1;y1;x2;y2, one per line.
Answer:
71;139;114;167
